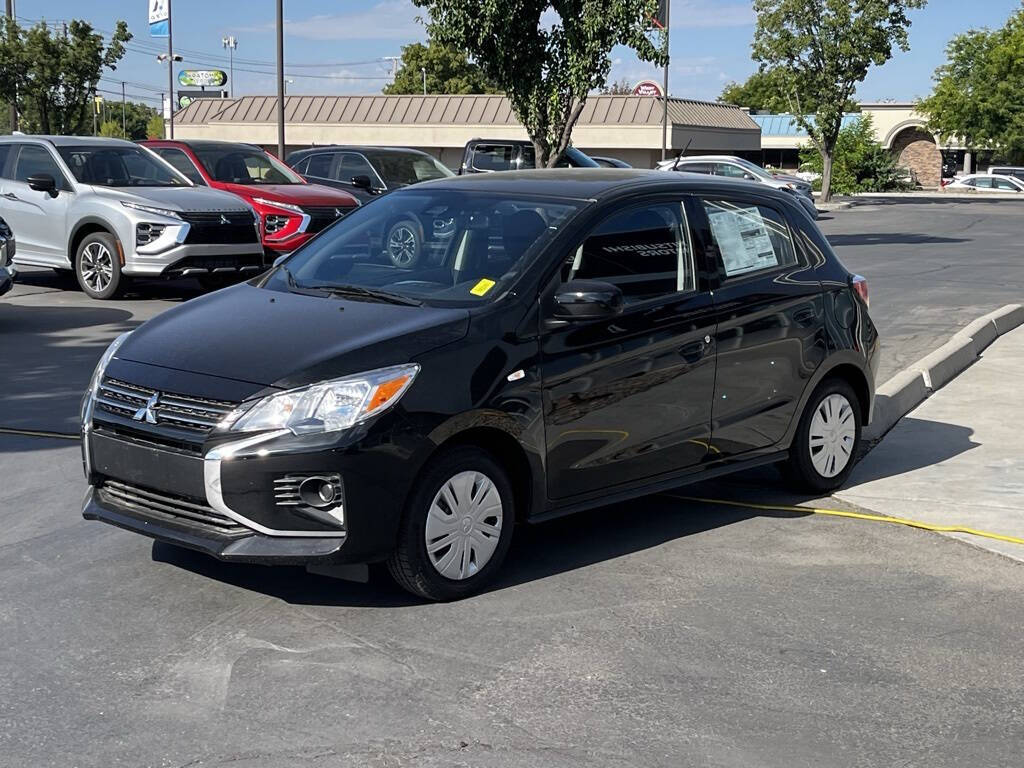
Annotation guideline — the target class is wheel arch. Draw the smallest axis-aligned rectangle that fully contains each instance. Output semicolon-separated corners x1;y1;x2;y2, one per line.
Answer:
823;362;872;426
68;217;119;267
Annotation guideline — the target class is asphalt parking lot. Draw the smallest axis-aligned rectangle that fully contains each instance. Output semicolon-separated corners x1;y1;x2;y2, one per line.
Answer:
2;198;1024;767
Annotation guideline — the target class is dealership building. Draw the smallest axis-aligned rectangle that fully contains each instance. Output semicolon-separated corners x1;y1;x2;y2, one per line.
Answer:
173;93;760;170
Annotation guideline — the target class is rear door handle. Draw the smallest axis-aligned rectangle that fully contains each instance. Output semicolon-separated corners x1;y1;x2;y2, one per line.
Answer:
679;339;708;363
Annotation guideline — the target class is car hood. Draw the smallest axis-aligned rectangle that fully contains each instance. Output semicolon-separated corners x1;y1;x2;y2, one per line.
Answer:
217;182;360;208
88;184;254;213
115;282;470;390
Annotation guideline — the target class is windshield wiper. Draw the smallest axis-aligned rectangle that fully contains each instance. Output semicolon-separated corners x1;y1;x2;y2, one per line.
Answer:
305;283;423;306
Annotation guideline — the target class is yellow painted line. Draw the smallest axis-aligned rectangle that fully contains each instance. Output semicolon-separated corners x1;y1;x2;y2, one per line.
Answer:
0;427;80;441
666;494;1024;547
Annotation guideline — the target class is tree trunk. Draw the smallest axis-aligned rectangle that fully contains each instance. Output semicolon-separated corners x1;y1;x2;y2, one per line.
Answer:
820;149;834;204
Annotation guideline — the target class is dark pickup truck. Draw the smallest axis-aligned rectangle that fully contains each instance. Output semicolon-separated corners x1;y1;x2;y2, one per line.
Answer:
459;139;599;174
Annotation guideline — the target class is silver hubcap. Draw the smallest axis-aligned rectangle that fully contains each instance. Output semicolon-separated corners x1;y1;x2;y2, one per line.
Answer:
387;226;417;266
80;242;113;293
424;470;503;580
809;393;856;478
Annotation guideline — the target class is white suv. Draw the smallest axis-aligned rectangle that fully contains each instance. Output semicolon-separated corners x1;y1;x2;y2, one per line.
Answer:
0;136;264;299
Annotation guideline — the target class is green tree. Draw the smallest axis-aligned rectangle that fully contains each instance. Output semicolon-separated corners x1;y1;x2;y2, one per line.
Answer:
98;120;123;138
0;17;131;135
145;113;165;140
121;101;160;140
601;77;635;95
752;0;925;201
918;8;1024;163
413;0;668;166
384;38;500;95
719;69;859;114
799;114;912;194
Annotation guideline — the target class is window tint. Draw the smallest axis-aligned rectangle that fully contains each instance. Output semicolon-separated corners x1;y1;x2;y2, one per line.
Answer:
974;177;993;189
519;145;536;169
366;152;452;186
678;162;712;175
702;199;797;278
13;145;66;185
714;163;748;178
155;148;205;184
337;153;382;186
0;145;12;178
993;177;1019;190
564;203;696;302
304;153;334;179
471;144;515;172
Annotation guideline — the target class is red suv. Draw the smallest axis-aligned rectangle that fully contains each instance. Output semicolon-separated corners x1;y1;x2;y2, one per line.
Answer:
142;140;359;258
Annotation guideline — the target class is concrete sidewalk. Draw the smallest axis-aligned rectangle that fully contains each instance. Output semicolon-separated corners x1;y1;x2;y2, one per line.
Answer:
838;324;1024;561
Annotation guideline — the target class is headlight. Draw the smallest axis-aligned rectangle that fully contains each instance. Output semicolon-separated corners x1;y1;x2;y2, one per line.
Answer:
228;363;420;435
252;197;304;215
82;331;132;420
122;201;182;220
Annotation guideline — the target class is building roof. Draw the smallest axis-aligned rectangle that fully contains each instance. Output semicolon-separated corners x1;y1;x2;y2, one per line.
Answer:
176;94;760;132
751;113;861;137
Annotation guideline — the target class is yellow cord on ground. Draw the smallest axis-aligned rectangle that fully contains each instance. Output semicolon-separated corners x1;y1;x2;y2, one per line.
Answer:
667;494;1024;547
0;427;80;441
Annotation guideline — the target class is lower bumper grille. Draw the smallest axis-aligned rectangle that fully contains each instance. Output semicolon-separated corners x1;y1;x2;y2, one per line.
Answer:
99;479;247;536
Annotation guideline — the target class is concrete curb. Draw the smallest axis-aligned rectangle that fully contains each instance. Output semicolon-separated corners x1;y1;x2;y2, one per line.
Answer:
864;303;1024;442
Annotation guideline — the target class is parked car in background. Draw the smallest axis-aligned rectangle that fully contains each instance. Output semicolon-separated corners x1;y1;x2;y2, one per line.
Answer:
143;140;359;260
459;139;600;174
0;136;264;298
81;169;877;600
656;155;819;220
0;216;14;297
286;146;453;203
944;174;1024;193
987;166;1024;182
591;156;632;168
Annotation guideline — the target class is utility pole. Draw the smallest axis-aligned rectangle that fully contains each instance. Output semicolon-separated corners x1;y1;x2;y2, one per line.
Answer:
159;93;165;138
121;81;127;137
222;35;238;98
276;0;285;160
421;67;427;96
660;0;671;161
167;0;175;138
5;0;16;132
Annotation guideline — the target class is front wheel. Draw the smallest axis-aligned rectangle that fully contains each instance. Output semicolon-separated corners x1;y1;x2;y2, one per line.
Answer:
75;232;124;300
784;378;861;493
387;447;515;601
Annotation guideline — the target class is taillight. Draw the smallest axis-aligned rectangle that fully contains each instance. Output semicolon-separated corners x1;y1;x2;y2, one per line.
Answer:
852;274;869;308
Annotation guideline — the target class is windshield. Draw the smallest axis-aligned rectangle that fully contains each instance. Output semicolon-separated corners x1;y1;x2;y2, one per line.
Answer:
366;152;453;187
58;146;190;187
193;145;304;185
563;147;600;168
266;188;582;306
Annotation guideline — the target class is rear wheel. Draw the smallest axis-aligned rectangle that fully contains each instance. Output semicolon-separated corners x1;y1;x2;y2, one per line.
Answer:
385;218;422;269
784;378;861;493
387;446;515;601
75;232;124;300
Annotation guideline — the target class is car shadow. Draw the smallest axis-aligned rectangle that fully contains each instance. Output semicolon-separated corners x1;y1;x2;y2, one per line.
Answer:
12;266;206;302
827;232;967;246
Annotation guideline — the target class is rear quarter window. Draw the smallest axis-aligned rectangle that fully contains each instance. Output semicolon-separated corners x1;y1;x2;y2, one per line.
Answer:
701;199;797;278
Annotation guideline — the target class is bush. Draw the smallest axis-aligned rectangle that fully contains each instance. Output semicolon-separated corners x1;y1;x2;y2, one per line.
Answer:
800;114;913;194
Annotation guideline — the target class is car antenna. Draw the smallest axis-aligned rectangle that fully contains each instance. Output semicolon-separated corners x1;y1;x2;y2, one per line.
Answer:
672;138;693;171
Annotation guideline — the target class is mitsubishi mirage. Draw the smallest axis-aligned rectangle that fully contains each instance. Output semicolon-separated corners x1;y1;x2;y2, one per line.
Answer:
81;169;878;600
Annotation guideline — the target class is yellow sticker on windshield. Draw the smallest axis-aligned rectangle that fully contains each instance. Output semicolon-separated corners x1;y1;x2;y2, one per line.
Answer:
470;278;496;296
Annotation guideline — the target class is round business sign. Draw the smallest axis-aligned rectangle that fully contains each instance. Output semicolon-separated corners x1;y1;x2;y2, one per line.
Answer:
178;69;227;88
632;79;664;98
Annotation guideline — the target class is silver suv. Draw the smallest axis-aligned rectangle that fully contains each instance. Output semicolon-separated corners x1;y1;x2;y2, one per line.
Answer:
0;136;264;299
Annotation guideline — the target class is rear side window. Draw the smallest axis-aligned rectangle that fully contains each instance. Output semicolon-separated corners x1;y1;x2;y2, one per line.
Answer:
155;148;205;184
974;177;993;189
471;144;515;172
678;162;711;175
702;199;797;278
564;203;696;303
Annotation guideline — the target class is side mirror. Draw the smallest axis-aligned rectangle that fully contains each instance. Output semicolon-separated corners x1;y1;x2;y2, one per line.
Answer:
351;174;373;191
272;253;289;268
552;279;624;322
743;172;756;181
27;173;58;197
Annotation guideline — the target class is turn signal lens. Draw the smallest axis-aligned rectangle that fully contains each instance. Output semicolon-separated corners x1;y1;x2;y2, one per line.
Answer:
852;274;869;308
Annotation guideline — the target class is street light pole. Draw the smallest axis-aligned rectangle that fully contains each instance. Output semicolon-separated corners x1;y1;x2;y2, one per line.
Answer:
276;0;285;160
222;35;237;98
661;0;671;161
5;0;16;132
421;67;426;96
167;0;175;139
121;81;126;137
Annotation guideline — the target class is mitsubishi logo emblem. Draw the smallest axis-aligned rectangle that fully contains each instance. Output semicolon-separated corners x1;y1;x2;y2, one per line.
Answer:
219;214;230;225
132;392;160;424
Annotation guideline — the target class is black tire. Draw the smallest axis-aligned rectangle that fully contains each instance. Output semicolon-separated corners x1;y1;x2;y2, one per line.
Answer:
784;377;862;493
74;231;124;300
385;218;422;269
387;446;515;601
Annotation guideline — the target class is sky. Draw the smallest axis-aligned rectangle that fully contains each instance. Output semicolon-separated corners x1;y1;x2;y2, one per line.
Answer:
15;0;1024;108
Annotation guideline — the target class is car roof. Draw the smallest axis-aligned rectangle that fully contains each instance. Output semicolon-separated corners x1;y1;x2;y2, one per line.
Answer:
414;167;796;203
0;135;136;147
671;155;746;163
289;145;432;157
960;173;1021;182
148;139;263;151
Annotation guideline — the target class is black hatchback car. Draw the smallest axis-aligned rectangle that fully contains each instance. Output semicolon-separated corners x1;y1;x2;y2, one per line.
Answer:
82;170;878;600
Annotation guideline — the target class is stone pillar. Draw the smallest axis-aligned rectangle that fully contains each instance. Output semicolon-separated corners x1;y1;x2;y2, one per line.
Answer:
963;152;972;174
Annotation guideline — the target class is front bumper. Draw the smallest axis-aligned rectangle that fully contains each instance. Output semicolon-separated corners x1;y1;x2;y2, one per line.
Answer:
125;243;267;278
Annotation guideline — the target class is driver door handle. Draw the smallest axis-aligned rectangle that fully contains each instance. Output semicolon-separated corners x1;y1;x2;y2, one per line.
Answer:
1;192;18;200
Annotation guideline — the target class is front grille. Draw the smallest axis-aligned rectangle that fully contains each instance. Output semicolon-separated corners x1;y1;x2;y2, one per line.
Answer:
99;479;247;536
180;211;259;245
302;205;351;234
95;378;238;436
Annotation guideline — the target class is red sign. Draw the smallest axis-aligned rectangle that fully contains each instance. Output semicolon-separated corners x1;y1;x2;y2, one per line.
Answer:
632;80;664;98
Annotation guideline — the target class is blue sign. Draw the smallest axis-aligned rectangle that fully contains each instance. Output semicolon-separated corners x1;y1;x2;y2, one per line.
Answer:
149;0;169;38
